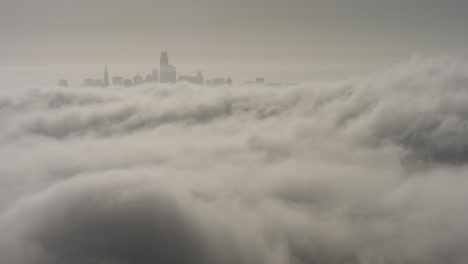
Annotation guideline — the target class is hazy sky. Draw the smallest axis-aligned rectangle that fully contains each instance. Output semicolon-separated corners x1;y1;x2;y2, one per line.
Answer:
2;0;468;68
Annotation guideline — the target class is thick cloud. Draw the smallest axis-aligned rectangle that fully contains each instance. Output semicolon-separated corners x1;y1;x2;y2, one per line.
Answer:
2;57;468;264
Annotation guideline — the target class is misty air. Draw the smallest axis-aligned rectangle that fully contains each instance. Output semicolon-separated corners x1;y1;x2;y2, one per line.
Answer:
2;1;468;264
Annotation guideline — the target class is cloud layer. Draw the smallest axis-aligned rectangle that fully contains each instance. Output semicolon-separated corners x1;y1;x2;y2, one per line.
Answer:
2;57;468;264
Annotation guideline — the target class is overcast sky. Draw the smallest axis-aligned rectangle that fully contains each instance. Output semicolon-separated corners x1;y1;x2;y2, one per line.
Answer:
2;0;468;68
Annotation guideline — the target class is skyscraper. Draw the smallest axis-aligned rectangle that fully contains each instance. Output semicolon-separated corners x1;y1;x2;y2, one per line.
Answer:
103;64;110;87
160;52;169;66
159;51;177;83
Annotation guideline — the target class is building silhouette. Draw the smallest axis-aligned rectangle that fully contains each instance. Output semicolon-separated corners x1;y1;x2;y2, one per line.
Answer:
84;78;95;87
160;52;169;66
95;79;104;87
58;79;69;87
213;78;226;86
267;82;282;87
133;74;143;86
103;64;110;87
152;68;159;83
145;74;153;83
178;71;204;85
160;51;177;83
124;79;133;87
112;76;124;86
84;66;108;87
64;52;268;88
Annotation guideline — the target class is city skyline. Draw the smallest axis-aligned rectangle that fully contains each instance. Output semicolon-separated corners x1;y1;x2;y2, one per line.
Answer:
74;51;271;88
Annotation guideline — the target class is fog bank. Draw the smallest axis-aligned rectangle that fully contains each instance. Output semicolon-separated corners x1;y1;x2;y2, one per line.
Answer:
1;57;468;264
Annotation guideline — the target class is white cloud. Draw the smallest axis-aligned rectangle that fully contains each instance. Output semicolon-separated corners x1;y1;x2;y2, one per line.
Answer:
1;57;468;263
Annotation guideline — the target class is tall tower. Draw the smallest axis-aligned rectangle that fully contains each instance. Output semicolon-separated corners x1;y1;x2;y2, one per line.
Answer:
160;52;176;83
103;64;110;87
160;52;169;66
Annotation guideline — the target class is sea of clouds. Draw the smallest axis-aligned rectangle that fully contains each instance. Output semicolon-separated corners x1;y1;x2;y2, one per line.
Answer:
1;57;468;264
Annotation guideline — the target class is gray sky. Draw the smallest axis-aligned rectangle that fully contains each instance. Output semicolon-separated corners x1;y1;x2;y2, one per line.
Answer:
2;0;468;70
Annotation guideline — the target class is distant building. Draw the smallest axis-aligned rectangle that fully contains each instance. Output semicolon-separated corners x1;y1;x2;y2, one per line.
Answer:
195;71;204;85
160;51;169;66
84;78;95;87
256;77;265;85
213;78;226;86
133;74;143;86
112;76;124;86
161;65;176;83
145;74;154;83
95;79;104;87
267;82;282;87
124;79;133;87
58;79;69;87
160;51;177;83
152;68;159;83
103;64;110;87
177;75;186;83
67;53;251;88
178;71;204;85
